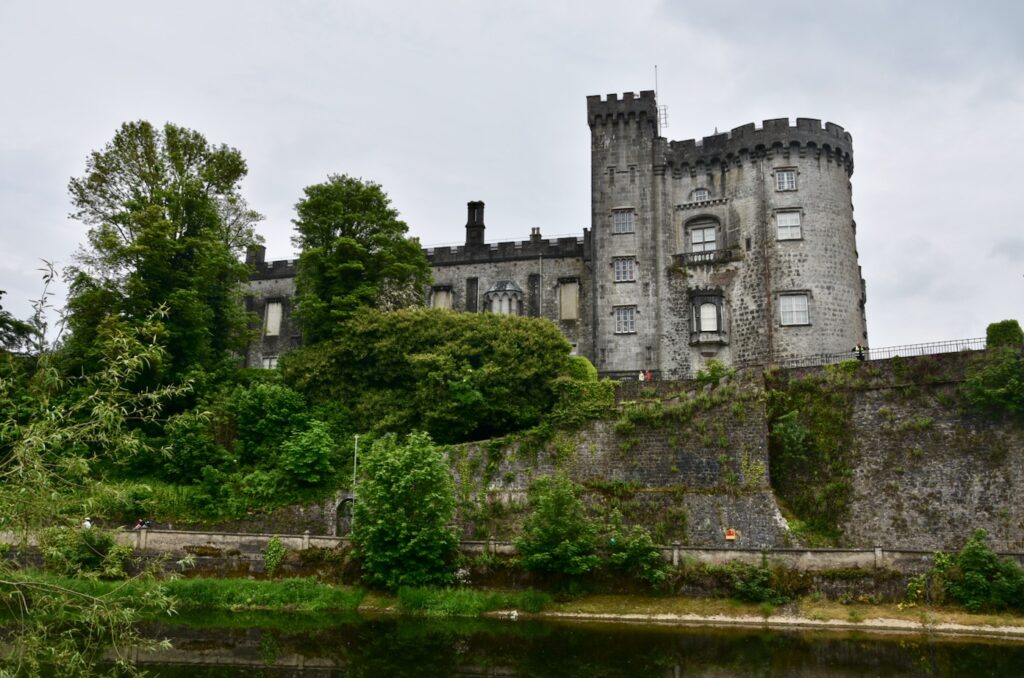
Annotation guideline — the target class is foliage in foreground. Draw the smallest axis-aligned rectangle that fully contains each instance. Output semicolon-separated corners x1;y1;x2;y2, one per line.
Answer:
351;432;458;590
909;529;1024;612
605;510;669;586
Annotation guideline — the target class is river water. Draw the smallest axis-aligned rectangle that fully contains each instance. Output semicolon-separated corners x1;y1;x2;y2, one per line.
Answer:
130;611;1024;677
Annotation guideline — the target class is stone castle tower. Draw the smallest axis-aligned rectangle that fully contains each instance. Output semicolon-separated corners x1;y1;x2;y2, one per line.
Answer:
245;90;867;378
588;91;866;376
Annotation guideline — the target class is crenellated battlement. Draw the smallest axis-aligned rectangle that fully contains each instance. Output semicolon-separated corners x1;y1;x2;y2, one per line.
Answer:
665;117;854;175
426;232;587;267
587;90;658;128
251;257;299;281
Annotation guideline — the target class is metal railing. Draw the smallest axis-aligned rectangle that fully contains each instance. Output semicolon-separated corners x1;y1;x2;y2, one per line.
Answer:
748;337;987;370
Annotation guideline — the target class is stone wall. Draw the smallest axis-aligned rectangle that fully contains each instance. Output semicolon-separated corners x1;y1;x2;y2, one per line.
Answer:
448;369;790;548
833;353;1024;550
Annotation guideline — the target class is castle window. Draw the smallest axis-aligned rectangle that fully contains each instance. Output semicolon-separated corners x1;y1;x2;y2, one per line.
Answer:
261;356;279;369
699;303;718;332
263;301;282;337
612;209;635;234
614;306;636;334
776;169;797;191
688;223;717;253
776;211;802;240
691;188;710;202
689;290;725;340
483;280;523;316
430;287;453;310
613;257;636;282
779;293;810;326
559;280;579;321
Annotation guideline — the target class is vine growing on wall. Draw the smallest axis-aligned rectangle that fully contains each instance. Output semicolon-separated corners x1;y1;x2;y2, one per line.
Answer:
766;364;856;544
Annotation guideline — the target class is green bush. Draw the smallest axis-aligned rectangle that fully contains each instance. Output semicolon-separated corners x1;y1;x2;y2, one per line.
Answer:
605;510;668;586
397;586;551;616
39;527;131;579
695;359;735;387
282;308;575;443
963;346;1024;419
277;420;335;487
987;320;1024;348
515;474;600;577
264;536;287;577
351;432;458;590
563;355;598;382
927;530;1024;612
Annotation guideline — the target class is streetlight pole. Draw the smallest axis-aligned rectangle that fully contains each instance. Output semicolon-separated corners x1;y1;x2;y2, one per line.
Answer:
350;434;358;530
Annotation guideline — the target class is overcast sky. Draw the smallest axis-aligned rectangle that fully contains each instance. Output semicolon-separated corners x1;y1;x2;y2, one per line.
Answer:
2;0;1022;348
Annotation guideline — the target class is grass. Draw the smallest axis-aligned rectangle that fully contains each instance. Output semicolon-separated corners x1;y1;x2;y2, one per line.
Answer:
396;587;551;616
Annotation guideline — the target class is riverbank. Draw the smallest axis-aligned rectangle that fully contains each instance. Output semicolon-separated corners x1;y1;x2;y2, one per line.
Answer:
11;571;1024;641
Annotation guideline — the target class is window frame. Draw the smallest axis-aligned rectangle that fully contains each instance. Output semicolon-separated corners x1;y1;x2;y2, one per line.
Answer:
776;210;802;240
613;257;636;282
688;223;718;253
691;188;710;202
261;356;279;369
612;209;636;234
613;306;637;334
775;168;797;192
558;278;579;321
263;300;283;337
779;293;810;326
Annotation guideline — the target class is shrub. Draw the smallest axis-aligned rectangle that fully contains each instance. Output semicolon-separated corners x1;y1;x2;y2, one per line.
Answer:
563;355;598;382
605;510;668;586
963;346;1024;419
277;420;335;487
39;527;131;579
695;359;735;387
264;536;287;577
515;474;600;577
928;529;1024;612
351;432;458;590
987;320;1024;348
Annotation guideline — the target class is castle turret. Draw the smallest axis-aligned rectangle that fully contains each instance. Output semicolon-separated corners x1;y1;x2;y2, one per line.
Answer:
465;200;485;247
587;91;662;376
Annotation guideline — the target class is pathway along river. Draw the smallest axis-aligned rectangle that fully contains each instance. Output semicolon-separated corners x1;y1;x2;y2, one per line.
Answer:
130;611;1024;676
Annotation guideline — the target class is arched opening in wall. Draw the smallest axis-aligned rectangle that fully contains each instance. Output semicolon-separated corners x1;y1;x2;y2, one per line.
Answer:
336;498;354;536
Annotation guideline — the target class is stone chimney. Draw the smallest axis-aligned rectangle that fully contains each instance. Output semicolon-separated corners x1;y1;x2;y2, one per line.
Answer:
466;201;485;247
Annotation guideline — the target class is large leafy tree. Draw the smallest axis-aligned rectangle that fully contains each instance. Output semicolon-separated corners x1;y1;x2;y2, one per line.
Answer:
0;290;35;351
291;174;431;343
63;121;262;380
351;431;457;590
281;308;575;443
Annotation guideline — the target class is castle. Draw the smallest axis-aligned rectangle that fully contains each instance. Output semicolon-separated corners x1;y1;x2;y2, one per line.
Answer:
245;90;868;378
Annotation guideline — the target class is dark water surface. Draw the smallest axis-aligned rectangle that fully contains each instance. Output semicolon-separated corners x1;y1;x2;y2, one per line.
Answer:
137;612;1024;677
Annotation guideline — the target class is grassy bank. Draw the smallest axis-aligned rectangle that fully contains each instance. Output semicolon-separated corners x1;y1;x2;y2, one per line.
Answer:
8;571;1024;639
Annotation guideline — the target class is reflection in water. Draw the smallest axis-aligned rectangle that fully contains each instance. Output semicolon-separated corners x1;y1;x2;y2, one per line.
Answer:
137;612;1024;677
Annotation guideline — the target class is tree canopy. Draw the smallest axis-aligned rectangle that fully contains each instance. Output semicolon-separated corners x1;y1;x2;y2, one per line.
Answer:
281;307;576;443
63;120;262;380
351;432;457;590
291;174;432;342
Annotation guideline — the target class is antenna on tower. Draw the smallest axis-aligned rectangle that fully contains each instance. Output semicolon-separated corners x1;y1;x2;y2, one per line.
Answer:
654;64;669;135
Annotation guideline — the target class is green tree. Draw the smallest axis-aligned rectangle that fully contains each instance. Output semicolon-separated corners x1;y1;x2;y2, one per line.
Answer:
63;120;261;381
987;319;1024;348
515;475;600;577
0;311;183;675
0;290;36;351
291;174;432;343
351;432;457;590
282;307;575;443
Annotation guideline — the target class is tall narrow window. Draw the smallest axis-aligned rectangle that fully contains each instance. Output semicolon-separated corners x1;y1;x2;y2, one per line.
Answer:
612;210;635;234
776;169;797;191
614;306;637;334
776;211;802;240
613;257;636;282
780;294;810;326
699;303;718;332
559;280;579;320
264;301;282;336
431;288;452;309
